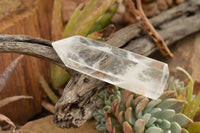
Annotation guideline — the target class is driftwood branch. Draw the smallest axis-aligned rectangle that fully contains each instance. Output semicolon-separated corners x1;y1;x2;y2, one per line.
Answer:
127;0;173;58
0;0;200;128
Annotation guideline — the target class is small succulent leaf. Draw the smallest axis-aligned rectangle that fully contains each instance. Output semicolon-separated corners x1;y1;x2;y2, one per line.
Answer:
115;104;119;116
169;122;182;133
0;55;23;93
190;92;200;119
145;126;162;133
176;67;194;103
141;113;151;124
125;94;134;108
143;99;161;114
0;95;33;108
183;100;194;119
135;98;149;118
96;123;107;131
118;111;124;125
152;109;175;120
125;107;135;125
169;100;186;113
113;126;116;133
186;81;194;103
162;130;171;133
168;113;193;127
123;90;131;105
94;113;104;122
146;117;157;127
159;91;176;100
150;108;162;114
134;119;145;133
134;96;145;106
181;128;189;133
156;119;163;124
111;99;119;113
125;107;132;122
104;105;111;112
106;117;113;133
0;114;16;131
187;122;200;133
105;110;112;120
115;90;121;96
159;119;171;130
122;121;133;133
156;98;183;111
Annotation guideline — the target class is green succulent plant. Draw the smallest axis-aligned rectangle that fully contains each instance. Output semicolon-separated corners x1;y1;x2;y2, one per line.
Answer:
93;88;193;133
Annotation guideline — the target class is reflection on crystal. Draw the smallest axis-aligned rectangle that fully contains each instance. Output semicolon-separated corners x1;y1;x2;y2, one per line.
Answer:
52;36;169;99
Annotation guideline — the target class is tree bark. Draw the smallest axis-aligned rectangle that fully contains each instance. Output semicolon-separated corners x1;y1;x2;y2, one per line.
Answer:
0;0;199;127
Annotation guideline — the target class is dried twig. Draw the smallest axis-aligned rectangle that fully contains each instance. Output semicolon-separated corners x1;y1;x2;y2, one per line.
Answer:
42;100;55;114
0;55;24;92
0;96;33;108
0;114;16;132
126;0;173;58
40;75;59;104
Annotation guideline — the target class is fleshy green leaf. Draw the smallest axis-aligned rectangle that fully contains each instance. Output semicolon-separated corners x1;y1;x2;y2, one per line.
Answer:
145;126;162;133
169;122;182;133
63;4;83;38
141;113;151;124
143;99;161;114
88;4;118;34
181;128;189;133
157;98;185;113
123;121;133;133
76;0;116;36
134;119;145;133
152;109;175;120
50;65;70;90
159;91;176;100
187;122;200;133
159;119;171;130
146;117;157;127
191;92;200;119
176;67;194;103
169;113;193;127
135;98;149;118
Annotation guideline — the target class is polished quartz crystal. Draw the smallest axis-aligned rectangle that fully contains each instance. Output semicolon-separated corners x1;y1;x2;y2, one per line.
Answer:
52;36;169;99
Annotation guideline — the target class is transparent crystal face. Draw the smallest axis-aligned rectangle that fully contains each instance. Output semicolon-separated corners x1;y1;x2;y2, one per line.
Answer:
52;36;169;99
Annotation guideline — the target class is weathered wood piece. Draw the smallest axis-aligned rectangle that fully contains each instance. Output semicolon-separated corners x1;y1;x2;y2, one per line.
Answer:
0;0;53;124
0;0;200;128
108;0;200;48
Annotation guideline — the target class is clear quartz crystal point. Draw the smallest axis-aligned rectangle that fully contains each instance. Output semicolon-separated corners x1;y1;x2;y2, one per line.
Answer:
52;36;169;99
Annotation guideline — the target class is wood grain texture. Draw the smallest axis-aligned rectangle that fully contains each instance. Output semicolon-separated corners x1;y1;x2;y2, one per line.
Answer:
16;115;100;133
0;0;53;124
